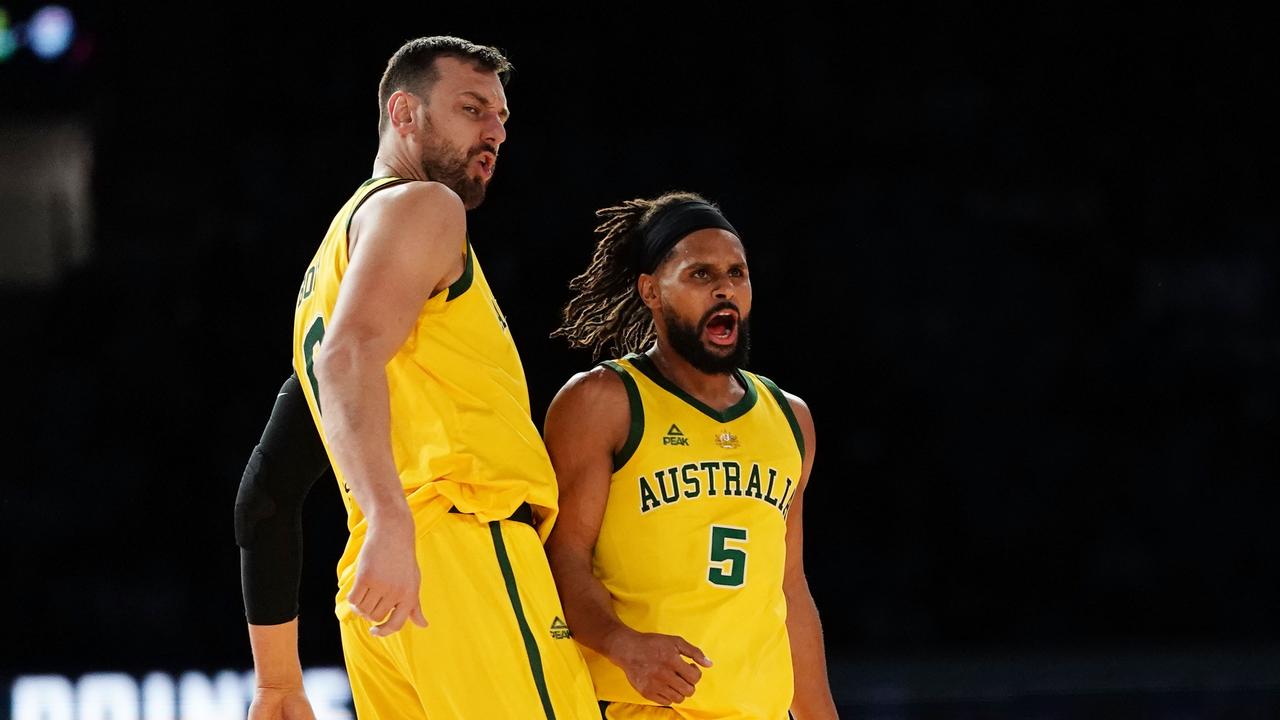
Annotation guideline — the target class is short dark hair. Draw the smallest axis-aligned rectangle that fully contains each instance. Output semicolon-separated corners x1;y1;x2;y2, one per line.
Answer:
377;36;512;135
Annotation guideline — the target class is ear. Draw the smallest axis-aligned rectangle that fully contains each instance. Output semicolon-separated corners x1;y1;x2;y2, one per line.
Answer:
387;91;419;136
637;273;661;311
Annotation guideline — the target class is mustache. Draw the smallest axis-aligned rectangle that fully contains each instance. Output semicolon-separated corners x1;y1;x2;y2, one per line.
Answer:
699;301;741;327
469;143;498;159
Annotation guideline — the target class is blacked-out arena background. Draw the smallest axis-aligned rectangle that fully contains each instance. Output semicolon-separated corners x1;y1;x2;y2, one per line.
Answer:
2;4;1277;718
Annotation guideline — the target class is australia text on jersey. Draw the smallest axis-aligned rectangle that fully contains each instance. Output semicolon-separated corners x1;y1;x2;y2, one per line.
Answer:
637;460;796;517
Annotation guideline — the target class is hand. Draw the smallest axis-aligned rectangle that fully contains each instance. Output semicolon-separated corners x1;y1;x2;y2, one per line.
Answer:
248;686;316;720
606;628;713;705
347;514;428;636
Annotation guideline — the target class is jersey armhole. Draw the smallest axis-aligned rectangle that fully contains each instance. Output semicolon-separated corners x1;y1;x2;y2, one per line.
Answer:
445;239;474;300
599;361;645;472
756;374;805;462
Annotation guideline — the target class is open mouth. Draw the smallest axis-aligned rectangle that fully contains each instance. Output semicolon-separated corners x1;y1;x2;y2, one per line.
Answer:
475;153;496;178
703;309;739;347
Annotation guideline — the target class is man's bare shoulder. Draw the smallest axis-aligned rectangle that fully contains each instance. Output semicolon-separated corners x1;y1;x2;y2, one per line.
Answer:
780;389;812;431
349;180;466;256
359;180;464;227
553;365;629;416
545;364;634;454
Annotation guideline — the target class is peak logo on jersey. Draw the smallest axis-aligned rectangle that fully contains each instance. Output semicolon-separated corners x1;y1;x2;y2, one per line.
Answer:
663;424;690;446
550;616;572;639
714;431;740;449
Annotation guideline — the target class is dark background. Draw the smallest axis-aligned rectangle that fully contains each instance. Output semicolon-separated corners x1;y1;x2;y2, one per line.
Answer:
3;3;1277;717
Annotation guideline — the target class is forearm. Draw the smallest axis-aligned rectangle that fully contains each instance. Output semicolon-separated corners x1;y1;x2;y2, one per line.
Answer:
248;619;305;688
786;584;839;719
547;545;633;660
315;347;407;524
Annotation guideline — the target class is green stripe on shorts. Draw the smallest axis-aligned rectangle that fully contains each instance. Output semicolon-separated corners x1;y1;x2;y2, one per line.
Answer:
489;520;557;719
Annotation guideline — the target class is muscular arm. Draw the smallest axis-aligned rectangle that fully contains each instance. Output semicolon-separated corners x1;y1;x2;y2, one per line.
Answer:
313;181;466;636
782;395;840;719
235;373;331;719
544;368;712;706
543;369;631;654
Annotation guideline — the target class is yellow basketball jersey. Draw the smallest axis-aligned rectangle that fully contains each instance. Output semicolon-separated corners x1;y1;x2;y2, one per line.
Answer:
291;177;559;618
585;353;804;719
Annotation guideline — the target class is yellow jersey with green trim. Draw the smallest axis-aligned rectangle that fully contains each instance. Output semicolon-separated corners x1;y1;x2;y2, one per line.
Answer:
291;177;559;619
586;353;804;719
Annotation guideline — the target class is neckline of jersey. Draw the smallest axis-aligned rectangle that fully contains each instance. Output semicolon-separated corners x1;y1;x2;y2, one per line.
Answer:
624;352;758;423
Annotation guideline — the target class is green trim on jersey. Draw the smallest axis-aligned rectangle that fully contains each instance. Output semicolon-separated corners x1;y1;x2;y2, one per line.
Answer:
489;521;557;719
446;241;475;300
601;361;645;471
626;353;758;423
756;374;805;462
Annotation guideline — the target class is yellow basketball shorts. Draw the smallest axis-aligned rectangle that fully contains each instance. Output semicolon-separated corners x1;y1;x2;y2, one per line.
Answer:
338;512;600;719
603;703;792;720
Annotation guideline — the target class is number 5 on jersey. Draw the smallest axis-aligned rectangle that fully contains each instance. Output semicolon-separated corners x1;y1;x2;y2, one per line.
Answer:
708;525;748;588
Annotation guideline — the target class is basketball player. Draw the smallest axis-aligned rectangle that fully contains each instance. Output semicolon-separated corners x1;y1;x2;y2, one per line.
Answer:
235;36;598;719
544;193;840;719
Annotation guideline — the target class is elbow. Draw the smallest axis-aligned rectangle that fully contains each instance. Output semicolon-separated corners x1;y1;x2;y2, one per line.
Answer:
783;573;814;605
313;337;363;390
544;534;591;580
312;347;340;390
312;339;371;419
544;534;574;576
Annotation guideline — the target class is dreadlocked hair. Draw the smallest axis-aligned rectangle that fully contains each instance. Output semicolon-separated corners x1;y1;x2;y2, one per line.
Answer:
553;191;712;361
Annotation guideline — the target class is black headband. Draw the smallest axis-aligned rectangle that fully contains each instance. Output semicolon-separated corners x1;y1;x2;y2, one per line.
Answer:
635;200;739;274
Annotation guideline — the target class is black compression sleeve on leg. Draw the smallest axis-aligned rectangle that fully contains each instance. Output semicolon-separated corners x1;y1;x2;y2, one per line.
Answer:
235;373;331;625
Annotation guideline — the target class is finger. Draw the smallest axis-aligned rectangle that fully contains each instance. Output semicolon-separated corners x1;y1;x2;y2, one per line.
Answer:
409;602;428;628
370;603;413;637
347;585;371;619
673;660;703;686
675;637;713;667
646;688;676;706
364;595;392;624
345;584;373;617
665;672;695;698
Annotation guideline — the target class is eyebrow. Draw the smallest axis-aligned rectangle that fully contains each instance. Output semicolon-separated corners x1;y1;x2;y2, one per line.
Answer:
460;90;510;122
686;260;748;271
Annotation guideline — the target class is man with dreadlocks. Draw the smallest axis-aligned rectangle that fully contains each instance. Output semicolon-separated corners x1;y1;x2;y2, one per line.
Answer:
545;192;840;719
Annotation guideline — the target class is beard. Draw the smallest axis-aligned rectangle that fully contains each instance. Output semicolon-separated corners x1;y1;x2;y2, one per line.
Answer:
661;302;752;374
417;119;492;209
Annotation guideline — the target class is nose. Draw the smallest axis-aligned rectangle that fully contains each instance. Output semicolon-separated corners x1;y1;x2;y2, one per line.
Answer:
484;114;507;149
713;280;735;301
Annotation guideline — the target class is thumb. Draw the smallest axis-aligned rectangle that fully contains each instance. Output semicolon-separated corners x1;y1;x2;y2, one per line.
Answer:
410;602;429;628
